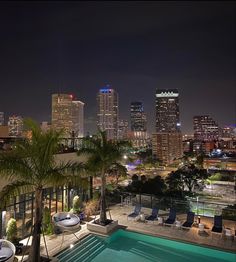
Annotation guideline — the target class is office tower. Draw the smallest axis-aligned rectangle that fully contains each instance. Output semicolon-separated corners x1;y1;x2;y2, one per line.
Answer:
118;120;129;140
8;115;23;137
193;115;219;141
130;102;147;131
155;89;180;132
153;89;182;164
0;112;4;125
220;125;236;139
72;100;84;137
130;101;147;148
52;94;84;138
97;87;118;140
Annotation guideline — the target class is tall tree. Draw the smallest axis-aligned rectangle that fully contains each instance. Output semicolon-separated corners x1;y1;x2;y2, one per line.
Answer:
0;119;81;262
166;165;209;194
77;130;130;224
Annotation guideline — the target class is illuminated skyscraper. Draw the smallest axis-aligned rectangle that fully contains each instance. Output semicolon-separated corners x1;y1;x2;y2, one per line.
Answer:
155;89;180;133
72;100;84;137
130;102;147;132
130;102;147;148
8;115;23;137
52;94;84;137
97;87;118;140
118;119;129;140
153;89;182;164
193;115;219;141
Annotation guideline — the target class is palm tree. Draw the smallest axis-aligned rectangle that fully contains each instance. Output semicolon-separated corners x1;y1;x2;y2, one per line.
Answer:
77;131;130;225
0;120;81;262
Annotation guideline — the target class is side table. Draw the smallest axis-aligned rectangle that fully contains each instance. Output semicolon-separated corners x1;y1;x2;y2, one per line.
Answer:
175;220;181;229
198;223;204;233
158;217;163;225
140;214;145;222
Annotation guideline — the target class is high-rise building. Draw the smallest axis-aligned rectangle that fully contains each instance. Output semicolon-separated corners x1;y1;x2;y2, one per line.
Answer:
8;115;23;137
0;112;4;125
193;115;219;141
220;125;236;139
52;94;84;138
152;132;183;165
130;102;147;131
97;87;118;140
118;120;129;140
153;89;182;164
130;101;148;148
155;89;180;133
72;100;84;138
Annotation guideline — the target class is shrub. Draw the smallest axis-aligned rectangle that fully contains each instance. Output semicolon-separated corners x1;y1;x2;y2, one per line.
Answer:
84;198;99;218
72;195;81;214
222;204;236;221
42;207;53;235
6;218;17;242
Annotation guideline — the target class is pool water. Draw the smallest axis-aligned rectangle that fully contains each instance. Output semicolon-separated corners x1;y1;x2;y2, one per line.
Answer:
57;229;236;262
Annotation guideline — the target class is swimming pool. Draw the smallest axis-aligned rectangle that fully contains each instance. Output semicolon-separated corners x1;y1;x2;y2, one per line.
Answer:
57;229;236;262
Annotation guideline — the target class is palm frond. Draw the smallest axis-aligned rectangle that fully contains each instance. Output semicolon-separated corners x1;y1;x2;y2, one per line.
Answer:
0;153;34;182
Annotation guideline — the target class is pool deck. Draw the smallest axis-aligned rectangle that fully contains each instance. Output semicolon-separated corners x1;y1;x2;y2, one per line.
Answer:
16;204;236;261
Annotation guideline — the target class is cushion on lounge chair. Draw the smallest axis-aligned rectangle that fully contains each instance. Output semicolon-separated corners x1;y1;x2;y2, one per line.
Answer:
164;208;176;224
182;211;195;228
128;212;139;218
165;218;175;224
214;215;222;228
134;205;141;215
211;215;223;233
182;221;192;228
212;226;222;233
127;205;141;219
146;208;158;221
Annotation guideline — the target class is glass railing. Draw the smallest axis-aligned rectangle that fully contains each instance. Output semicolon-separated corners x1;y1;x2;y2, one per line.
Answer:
115;192;236;221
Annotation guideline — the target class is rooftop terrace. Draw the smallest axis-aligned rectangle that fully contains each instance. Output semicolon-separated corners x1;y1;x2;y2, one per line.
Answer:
16;204;236;261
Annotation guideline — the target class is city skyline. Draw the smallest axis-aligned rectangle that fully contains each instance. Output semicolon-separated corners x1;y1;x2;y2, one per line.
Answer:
0;2;235;134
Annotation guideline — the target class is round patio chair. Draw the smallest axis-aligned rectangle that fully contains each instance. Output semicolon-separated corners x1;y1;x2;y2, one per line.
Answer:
0;239;16;262
52;212;81;249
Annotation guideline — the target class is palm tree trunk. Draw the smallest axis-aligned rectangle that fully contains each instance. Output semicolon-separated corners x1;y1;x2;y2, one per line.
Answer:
29;188;43;262
100;168;107;224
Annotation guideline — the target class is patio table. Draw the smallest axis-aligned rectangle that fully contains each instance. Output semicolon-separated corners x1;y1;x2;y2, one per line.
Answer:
0;247;13;262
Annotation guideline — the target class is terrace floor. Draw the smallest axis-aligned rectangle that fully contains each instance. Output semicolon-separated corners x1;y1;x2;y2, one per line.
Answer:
16;204;236;261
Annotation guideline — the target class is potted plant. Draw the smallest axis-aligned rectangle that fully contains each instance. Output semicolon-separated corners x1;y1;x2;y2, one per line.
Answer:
6;218;23;254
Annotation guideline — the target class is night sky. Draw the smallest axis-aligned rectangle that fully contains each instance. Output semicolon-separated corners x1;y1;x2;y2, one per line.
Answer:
0;1;235;134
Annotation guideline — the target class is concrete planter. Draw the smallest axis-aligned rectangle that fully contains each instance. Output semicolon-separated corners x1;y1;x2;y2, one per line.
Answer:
87;219;118;234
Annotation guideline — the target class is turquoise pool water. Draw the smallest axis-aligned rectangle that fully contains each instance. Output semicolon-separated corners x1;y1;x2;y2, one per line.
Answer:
57;229;236;262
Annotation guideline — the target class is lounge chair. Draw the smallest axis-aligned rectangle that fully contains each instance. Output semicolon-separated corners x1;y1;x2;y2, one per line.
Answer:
164;208;176;226
145;208;158;223
211;215;223;235
127;205;141;221
181;211;195;229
